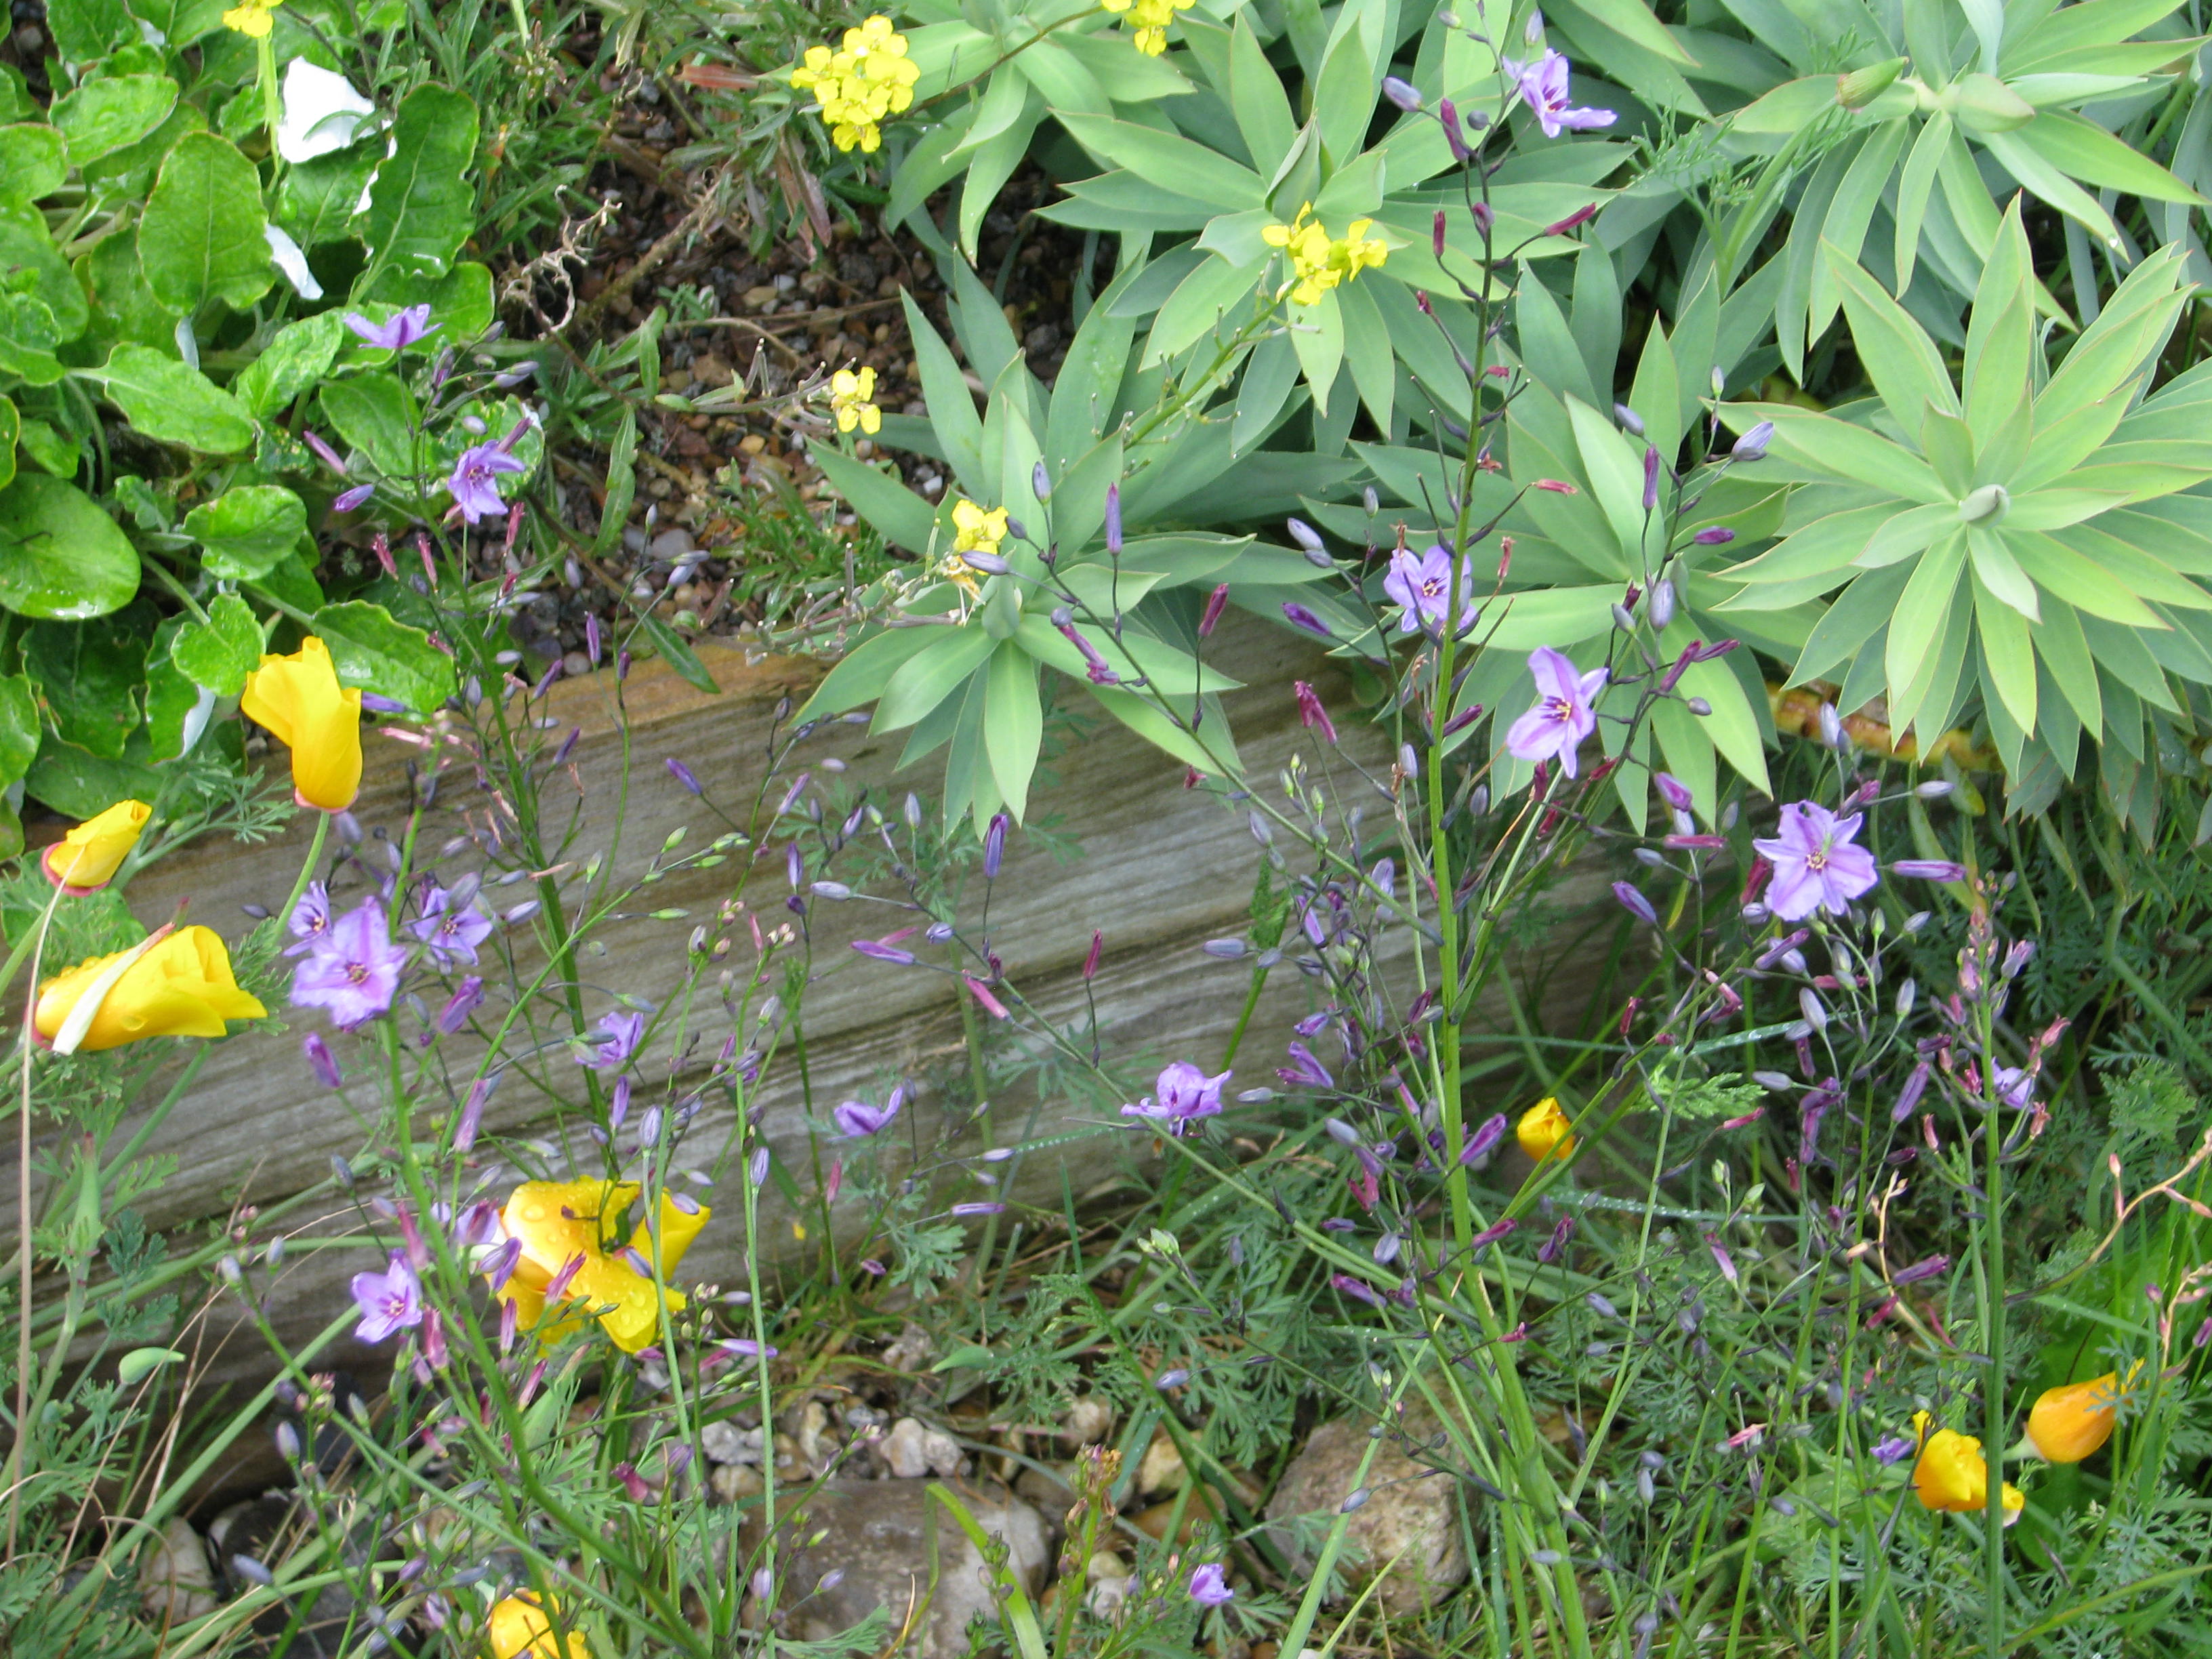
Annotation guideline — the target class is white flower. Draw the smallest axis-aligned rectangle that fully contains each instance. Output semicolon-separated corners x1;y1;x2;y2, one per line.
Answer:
277;59;375;164
262;224;322;300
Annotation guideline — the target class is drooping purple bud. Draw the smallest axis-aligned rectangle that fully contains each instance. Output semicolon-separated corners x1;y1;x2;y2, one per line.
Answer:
455;1070;497;1152
303;431;348;475
1614;403;1644;435
1613;881;1658;927
1471;200;1494;232
667;758;703;795
1540;203;1599;238
1282;602;1332;638
585;613;602;664
1650;578;1676;630
1083;929;1103;981
1461;1113;1508;1163
1891;859;1967;882
1433;209;1448;260
961;550;1010;575
1732;421;1774;462
1287;517;1325;554
333;484;375;513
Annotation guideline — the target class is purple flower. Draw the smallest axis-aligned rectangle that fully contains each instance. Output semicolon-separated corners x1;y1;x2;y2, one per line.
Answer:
1277;1042;1334;1089
833;1086;905;1138
1753;802;1880;921
1992;1067;2034;1110
445;441;527;525
1872;1434;1917;1466
1382;544;1480;636
1122;1061;1231;1134
291;901;406;1029
436;976;484;1034
1505;647;1607;776
285;880;333;957
344;305;437;352
1732;420;1775;461
580;1008;646;1071
409;884;493;966
1506;49;1616;137
1188;1563;1235;1607
350;1251;423;1343
1294;680;1338;742
1892;1254;1951;1286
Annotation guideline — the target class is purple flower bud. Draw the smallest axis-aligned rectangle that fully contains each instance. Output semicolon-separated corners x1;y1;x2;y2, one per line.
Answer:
1915;779;1954;798
303;431;348;475
1283;602;1332;638
455;1071;497;1152
585;614;602;664
1642;446;1660;511
1891;1254;1950;1286
1732;421;1774;462
1202;937;1248;959
1462;1113;1508;1162
1891;859;1966;882
1892;1063;1931;1122
1105;483;1123;555
853;939;917;965
1537;1216;1574;1263
1693;526;1735;545
1471;200;1494;232
1614;403;1644;435
951;1201;1005;1216
962;550;1010;574
1872;1434;1915;1465
303;1033;342;1088
983;809;1010;879
1654;772;1694;812
749;1147;770;1187
1613;881;1658;927
1439;96;1471;161
1287;517;1325;554
437;976;485;1034
1199;582;1231;637
667;758;703;795
333;484;375;512
1332;1273;1383;1307
1650;578;1676;630
1469;1218;1517;1252
1433;208;1448;260
1382;75;1423;110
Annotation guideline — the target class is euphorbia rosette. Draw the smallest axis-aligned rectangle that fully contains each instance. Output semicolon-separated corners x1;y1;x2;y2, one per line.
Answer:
35;926;266;1052
491;1179;711;1353
242;636;363;811
41;798;152;893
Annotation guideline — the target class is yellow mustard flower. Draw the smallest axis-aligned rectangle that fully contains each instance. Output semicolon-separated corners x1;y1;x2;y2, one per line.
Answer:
241;636;365;813
1515;1097;1576;1162
830;366;882;435
222;0;281;35
42;799;152;893
488;1592;588;1659
1910;1413;2025;1522
492;1179;711;1354
939;498;1008;596
35;927;266;1053
1262;204;1389;307
1099;0;1195;54
789;15;918;153
2026;1370;2129;1463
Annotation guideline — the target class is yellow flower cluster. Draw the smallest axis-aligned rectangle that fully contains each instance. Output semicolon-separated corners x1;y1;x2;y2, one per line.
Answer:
1262;203;1389;307
830;366;882;434
1099;0;1194;56
790;16;919;154
943;498;1008;596
222;0;281;35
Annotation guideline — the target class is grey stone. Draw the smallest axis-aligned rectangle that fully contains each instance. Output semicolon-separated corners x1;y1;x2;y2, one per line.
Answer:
1265;1409;1469;1615
140;1515;217;1626
879;1416;931;1479
745;1479;1048;1658
649;527;697;561
920;1427;966;1480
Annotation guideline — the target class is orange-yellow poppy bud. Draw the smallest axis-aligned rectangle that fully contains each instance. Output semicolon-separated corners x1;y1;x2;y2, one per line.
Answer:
41;799;152;892
1517;1097;1576;1162
2026;1371;2124;1462
241;636;363;811
1910;1415;2025;1523
488;1592;588;1659
34;926;266;1052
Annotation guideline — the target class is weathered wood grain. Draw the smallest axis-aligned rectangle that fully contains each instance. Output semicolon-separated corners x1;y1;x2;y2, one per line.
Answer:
3;615;1622;1401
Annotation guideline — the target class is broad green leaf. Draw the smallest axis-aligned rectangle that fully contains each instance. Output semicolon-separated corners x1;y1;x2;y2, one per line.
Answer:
16;416;79;478
1288;290;1345;415
1981;127;2121;242
0;673;37;786
232;310;348;420
1807;121;1908;346
1058;113;1269;211
25;615;146;758
0;474;140;618
184;485;307;579
52;75;176;166
1144;256;1263;366
319;373;418;476
875;626;998;732
800;626;943;718
2012;109;2205;206
0;125;67;204
1893;111;1950;295
901;291;984;485
2034;596;2104;734
1788;562;1915;684
2008;531;2163;626
1723;501;1896;586
79;344;253;452
0;204;88;338
279;131;380;249
1826;245;1958;433
312;599;459;714
1233;330;1303;455
170;592;262;695
1088;680;1236;775
983;640;1042;820
0;292;64;384
0;396;13;491
138;132;271;314
813;446;940;555
1558;0;1696;66
1885;529;1967;695
630;611;720;694
45;0;134;61
1967;525;2040;620
77;232;177;356
1727;74;1835;135
958;107;1042;262
594;407;636;557
1734;407;1947;501
364;85;479;279
1975;569;2041;728
1008;39;1108;117
1677;655;1770;794
1227;16;1298;171
81;96;205;199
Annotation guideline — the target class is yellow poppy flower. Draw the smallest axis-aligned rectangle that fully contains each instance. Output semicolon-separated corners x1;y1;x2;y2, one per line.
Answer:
493;1179;711;1353
1910;1414;2025;1522
35;927;266;1052
42;799;152;893
241;636;365;812
1516;1097;1576;1162
2026;1370;2128;1462
488;1592;588;1659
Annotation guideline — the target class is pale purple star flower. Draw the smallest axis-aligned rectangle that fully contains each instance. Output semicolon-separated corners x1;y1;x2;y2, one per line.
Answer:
833;1084;905;1138
580;1008;647;1071
350;1251;423;1343
1504;647;1606;776
1122;1061;1231;1134
291;901;407;1029
344;305;437;352
1382;544;1480;636
446;441;527;525
409;884;494;966
1189;1563;1234;1607
1507;49;1616;138
1753;802;1880;921
285;879;333;957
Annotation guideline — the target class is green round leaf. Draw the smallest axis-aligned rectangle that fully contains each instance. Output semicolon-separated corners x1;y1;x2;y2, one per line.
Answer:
0;474;142;618
81;343;255;453
170;592;264;694
184;484;306;579
138;130;272;314
52;75;178;167
313;598;457;714
0;124;67;205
